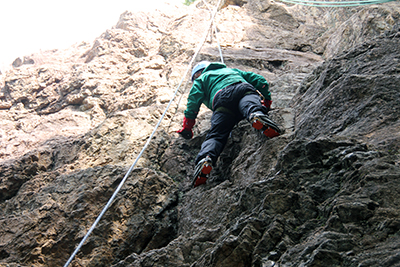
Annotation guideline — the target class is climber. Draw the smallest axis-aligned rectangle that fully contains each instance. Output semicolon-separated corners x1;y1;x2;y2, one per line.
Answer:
177;61;284;187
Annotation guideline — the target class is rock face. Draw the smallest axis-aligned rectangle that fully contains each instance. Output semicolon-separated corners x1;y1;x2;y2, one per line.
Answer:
295;27;400;155
1;1;400;266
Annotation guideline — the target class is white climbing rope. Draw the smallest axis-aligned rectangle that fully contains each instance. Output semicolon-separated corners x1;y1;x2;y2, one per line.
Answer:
201;0;224;63
214;24;224;64
277;0;396;7
63;1;223;266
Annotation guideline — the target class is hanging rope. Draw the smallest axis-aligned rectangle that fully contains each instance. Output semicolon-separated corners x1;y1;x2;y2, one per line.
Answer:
277;0;397;7
201;0;224;63
213;17;224;64
63;0;223;266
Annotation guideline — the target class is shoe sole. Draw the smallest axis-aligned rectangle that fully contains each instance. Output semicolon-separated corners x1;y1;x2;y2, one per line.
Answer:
192;160;212;187
251;117;281;138
193;176;208;187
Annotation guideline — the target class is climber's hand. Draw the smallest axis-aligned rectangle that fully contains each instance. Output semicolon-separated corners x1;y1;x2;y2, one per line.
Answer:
177;117;195;139
177;128;193;139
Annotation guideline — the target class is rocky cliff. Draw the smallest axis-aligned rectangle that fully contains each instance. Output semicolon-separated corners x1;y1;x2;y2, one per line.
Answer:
1;0;400;266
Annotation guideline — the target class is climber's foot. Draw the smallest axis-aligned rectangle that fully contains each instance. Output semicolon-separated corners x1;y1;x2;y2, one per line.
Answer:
249;112;283;138
192;156;213;187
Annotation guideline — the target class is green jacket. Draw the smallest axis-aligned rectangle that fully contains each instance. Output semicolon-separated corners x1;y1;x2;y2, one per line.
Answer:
184;62;271;119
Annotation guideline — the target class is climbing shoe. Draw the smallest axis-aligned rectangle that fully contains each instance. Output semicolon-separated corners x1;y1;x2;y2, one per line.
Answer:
192;156;213;187
249;112;283;138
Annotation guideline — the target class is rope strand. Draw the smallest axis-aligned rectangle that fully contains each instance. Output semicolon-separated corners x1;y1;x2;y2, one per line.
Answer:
201;0;224;63
277;0;396;7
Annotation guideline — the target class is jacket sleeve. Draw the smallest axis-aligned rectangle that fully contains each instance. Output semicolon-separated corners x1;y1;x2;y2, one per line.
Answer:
184;81;205;119
234;69;271;100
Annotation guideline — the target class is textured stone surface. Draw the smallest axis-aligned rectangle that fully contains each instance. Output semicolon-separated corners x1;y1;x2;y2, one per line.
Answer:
0;166;178;266
294;24;400;154
0;0;400;266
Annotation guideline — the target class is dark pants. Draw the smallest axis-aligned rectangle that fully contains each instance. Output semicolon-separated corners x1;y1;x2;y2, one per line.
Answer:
195;82;268;165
